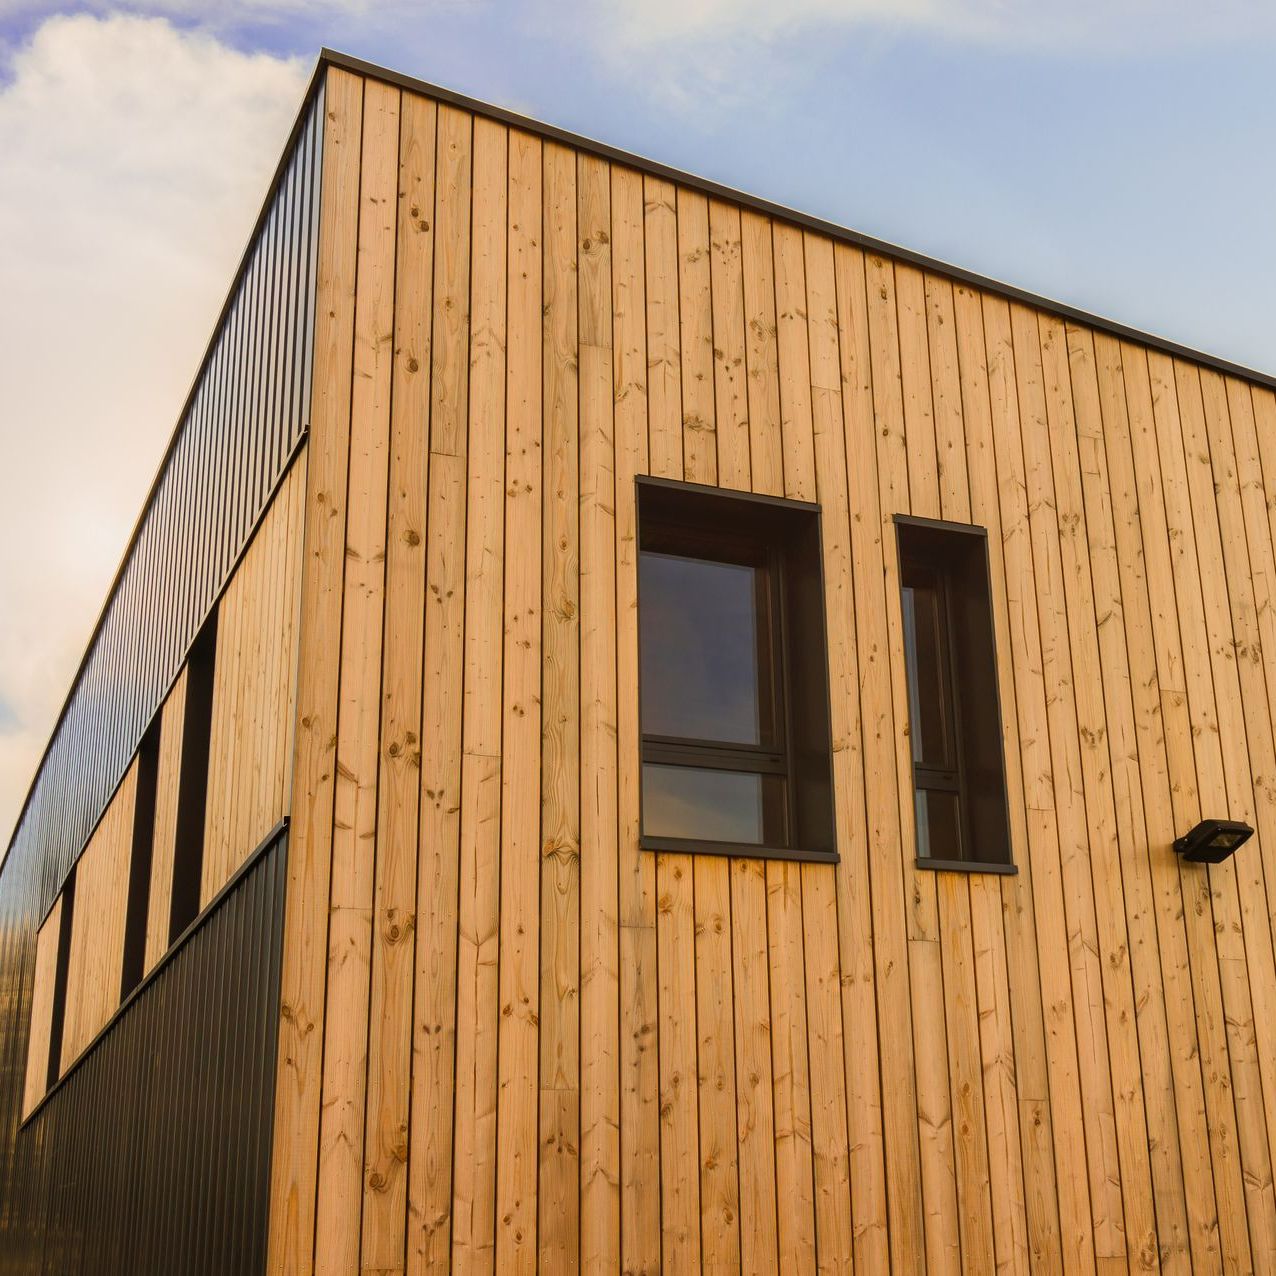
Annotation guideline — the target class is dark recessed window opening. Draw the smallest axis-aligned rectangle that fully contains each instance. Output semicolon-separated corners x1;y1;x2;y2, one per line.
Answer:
46;869;76;1091
896;515;1013;872
637;477;836;862
120;718;161;1000
170;607;219;941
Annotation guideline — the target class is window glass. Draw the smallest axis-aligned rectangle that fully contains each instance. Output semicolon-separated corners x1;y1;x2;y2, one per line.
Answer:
915;788;963;862
636;478;837;861
897;517;1013;869
642;763;784;844
639;551;769;745
901;569;953;771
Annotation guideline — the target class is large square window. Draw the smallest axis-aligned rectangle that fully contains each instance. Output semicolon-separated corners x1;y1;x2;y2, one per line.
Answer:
637;478;836;861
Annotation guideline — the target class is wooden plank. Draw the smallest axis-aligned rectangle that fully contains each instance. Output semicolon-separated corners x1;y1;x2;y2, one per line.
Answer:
740;210;784;496
612;160;660;1276
451;112;507;1276
922;272;997;1276
312;76;399;1276
824;241;890;1274
835;244;926;1272
1067;323;1197;1275
578;151;621;1276
772;220;818;1275
952;281;1038;1275
731;205;782;1276
802;231;855;1275
709;199;751;490
145;668;188;975
360;87;435;1276
695;859;743;1276
62;761;137;1068
768;860;817;1275
658;852;701;1271
407;99;471;1276
645;172;701;1276
24;899;62;1117
266;67;362;1276
983;295;1095;1275
677;182;743;1276
731;859;781;1276
1039;313;1160;1272
645;175;683;481
538;138;580;1276
491;126;542;1276
867;252;959;1275
201;464;306;908
678;187;717;485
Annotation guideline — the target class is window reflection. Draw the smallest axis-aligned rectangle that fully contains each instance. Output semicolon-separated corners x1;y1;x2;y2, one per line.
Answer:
642;764;776;844
639;552;767;745
901;572;954;771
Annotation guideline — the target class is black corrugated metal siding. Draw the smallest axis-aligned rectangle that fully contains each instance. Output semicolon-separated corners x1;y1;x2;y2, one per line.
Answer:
0;75;325;1267
13;829;287;1276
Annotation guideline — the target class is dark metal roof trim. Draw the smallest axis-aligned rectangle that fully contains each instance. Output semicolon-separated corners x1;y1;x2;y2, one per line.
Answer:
319;46;1276;393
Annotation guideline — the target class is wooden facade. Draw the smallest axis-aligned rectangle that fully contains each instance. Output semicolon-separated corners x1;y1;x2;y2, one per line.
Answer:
10;50;1276;1276
262;61;1276;1276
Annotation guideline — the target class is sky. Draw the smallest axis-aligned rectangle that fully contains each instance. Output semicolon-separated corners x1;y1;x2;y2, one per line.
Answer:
1;1;1274;848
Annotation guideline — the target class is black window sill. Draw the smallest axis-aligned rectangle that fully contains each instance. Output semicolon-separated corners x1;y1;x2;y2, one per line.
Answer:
916;857;1017;875
640;835;838;865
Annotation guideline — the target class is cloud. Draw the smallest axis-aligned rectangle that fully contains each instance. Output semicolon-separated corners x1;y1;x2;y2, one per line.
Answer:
0;14;306;846
593;0;1276;51
556;0;1276;115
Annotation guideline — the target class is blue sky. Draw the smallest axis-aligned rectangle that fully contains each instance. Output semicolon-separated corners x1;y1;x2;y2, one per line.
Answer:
1;0;1274;844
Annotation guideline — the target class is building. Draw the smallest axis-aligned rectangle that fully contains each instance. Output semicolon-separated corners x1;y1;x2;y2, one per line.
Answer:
2;47;1276;1275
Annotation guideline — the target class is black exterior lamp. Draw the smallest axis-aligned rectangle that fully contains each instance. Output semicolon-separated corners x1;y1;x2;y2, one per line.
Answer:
1173;818;1254;864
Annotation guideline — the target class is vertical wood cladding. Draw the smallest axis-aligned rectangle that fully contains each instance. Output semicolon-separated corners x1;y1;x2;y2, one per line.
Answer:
202;458;306;906
269;65;1276;1274
60;759;136;1072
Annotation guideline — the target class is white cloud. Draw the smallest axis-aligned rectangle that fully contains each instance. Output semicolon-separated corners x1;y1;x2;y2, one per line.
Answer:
0;14;307;846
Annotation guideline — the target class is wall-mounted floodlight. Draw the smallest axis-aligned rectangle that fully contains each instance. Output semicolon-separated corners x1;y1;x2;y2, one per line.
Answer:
1173;819;1254;864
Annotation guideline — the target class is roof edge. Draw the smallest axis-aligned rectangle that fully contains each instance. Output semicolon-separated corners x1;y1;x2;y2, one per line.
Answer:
319;46;1276;393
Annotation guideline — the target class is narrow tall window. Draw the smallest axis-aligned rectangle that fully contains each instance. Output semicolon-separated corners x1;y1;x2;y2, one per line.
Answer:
896;516;1013;870
46;869;76;1091
120;718;161;1000
637;478;835;861
169;609;218;940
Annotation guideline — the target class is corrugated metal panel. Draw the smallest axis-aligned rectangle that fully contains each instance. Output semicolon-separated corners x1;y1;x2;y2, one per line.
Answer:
6;829;286;1276
0;74;325;1264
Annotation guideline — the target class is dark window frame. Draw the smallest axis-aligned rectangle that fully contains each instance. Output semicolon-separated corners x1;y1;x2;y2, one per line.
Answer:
636;477;837;863
895;513;1016;875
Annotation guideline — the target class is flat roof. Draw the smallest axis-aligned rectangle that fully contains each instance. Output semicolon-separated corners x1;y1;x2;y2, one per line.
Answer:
322;46;1276;393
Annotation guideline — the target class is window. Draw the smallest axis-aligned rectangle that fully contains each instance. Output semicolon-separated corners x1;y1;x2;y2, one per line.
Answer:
170;607;218;940
896;515;1013;871
637;478;835;861
120;718;161;1000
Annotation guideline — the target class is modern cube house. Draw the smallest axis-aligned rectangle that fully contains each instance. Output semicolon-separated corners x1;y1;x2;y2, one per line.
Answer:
2;48;1276;1275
